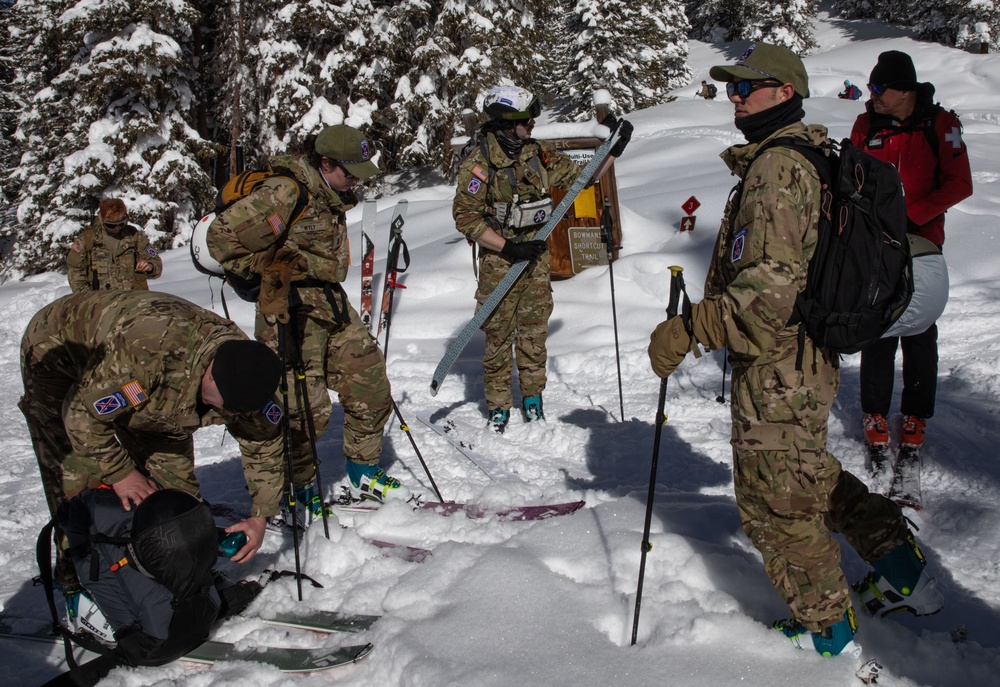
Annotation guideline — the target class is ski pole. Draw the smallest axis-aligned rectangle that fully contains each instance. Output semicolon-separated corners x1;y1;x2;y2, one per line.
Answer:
276;321;304;601
372;214;444;502
717;349;728;404
600;198;625;422
390;398;444;502
631;265;688;645
288;308;332;540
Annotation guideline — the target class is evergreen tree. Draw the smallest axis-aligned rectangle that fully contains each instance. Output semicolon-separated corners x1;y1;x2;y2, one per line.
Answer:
561;0;691;121
688;0;817;53
912;0;999;51
7;0;215;279
380;0;542;173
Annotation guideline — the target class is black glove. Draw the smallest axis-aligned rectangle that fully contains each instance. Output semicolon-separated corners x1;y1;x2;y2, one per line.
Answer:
500;239;547;262
610;119;633;158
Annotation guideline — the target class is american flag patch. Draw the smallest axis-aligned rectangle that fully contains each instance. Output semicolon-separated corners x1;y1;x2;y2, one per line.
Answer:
70;242;82;254
267;213;287;236
471;165;488;182
122;380;148;406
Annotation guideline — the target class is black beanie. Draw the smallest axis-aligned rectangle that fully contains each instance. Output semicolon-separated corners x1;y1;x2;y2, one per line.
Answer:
870;51;919;91
211;340;282;413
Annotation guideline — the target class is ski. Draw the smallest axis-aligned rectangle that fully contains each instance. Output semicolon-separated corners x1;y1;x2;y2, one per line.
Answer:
888;446;922;510
0;615;373;673
865;444;892;493
254;609;380;634
334;495;585;522
208;502;432;563
429;126;621;396
376;199;409;343
414;410;519;482
359;199;377;333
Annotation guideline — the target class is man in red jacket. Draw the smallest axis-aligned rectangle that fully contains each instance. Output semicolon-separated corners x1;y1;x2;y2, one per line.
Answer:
851;50;972;455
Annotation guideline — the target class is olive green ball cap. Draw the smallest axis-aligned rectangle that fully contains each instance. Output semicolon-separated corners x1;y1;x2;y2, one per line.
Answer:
314;125;381;179
709;42;810;98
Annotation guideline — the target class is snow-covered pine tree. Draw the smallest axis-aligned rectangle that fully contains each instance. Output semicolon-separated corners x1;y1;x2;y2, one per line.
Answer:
380;0;542;174
560;0;691;122
688;0;817;54
911;0;998;51
833;0;997;52
0;0;22;270
7;0;215;279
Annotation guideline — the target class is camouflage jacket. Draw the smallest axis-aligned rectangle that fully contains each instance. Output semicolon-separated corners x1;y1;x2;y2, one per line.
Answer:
21;291;285;517
66;220;162;292
453;132;582;245
206;155;357;286
702;122;828;367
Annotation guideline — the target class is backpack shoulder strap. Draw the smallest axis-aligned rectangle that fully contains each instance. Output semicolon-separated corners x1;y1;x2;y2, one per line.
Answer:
268;167;310;228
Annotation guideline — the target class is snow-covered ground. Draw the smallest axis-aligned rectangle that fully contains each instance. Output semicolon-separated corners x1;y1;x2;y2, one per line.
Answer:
3;11;1000;687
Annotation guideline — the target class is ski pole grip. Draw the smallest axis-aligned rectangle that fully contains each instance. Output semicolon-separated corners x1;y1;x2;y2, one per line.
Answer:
667;265;684;319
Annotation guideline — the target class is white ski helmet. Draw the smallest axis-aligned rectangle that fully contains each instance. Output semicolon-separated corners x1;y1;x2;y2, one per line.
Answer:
483;86;541;121
190;212;225;277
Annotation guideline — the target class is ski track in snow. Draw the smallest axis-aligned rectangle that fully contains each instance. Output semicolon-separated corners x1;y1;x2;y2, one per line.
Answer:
3;13;1000;687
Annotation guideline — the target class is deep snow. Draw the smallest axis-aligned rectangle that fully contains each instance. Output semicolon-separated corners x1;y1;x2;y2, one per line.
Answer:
2;11;999;687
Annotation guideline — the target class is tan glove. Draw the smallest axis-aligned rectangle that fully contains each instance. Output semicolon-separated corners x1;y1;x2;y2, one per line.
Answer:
689;300;726;350
648;316;695;378
257;247;307;323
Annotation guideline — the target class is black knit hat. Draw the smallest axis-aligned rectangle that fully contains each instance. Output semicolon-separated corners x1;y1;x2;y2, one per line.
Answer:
211;340;282;413
869;51;919;91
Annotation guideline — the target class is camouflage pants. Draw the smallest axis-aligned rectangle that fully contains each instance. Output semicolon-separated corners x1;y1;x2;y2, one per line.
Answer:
19;352;199;586
256;287;391;485
730;351;908;632
476;252;553;410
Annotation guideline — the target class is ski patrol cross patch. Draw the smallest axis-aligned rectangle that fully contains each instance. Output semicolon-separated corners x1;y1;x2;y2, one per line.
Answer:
731;228;747;262
468;178;482;195
945;126;962;150
262;400;283;425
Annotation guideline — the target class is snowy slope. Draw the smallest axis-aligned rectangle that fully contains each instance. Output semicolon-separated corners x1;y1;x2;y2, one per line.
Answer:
2;11;1000;687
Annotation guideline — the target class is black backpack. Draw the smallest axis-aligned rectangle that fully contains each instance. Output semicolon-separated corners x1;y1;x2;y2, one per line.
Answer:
38;489;221;673
707;83;718;98
749;137;912;358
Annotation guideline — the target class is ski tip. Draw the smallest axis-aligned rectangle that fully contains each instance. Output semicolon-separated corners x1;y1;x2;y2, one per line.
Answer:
429;379;440;396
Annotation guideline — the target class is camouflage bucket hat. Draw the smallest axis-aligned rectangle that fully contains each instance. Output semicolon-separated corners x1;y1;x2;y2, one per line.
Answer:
314;125;381;179
709;42;810;98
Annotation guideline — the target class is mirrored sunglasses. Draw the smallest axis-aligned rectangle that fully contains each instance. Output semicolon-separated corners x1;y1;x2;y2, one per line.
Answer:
726;80;782;99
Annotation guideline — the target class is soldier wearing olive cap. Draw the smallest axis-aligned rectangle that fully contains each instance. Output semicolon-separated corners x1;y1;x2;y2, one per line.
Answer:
647;42;940;658
206;125;410;516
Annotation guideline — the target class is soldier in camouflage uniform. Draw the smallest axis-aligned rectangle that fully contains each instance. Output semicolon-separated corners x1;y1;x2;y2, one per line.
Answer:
206;125;410;509
66;199;163;292
453;85;632;432
647;44;942;657
20;291;286;583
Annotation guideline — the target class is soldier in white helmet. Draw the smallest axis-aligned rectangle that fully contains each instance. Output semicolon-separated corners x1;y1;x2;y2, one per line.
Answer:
452;86;632;432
